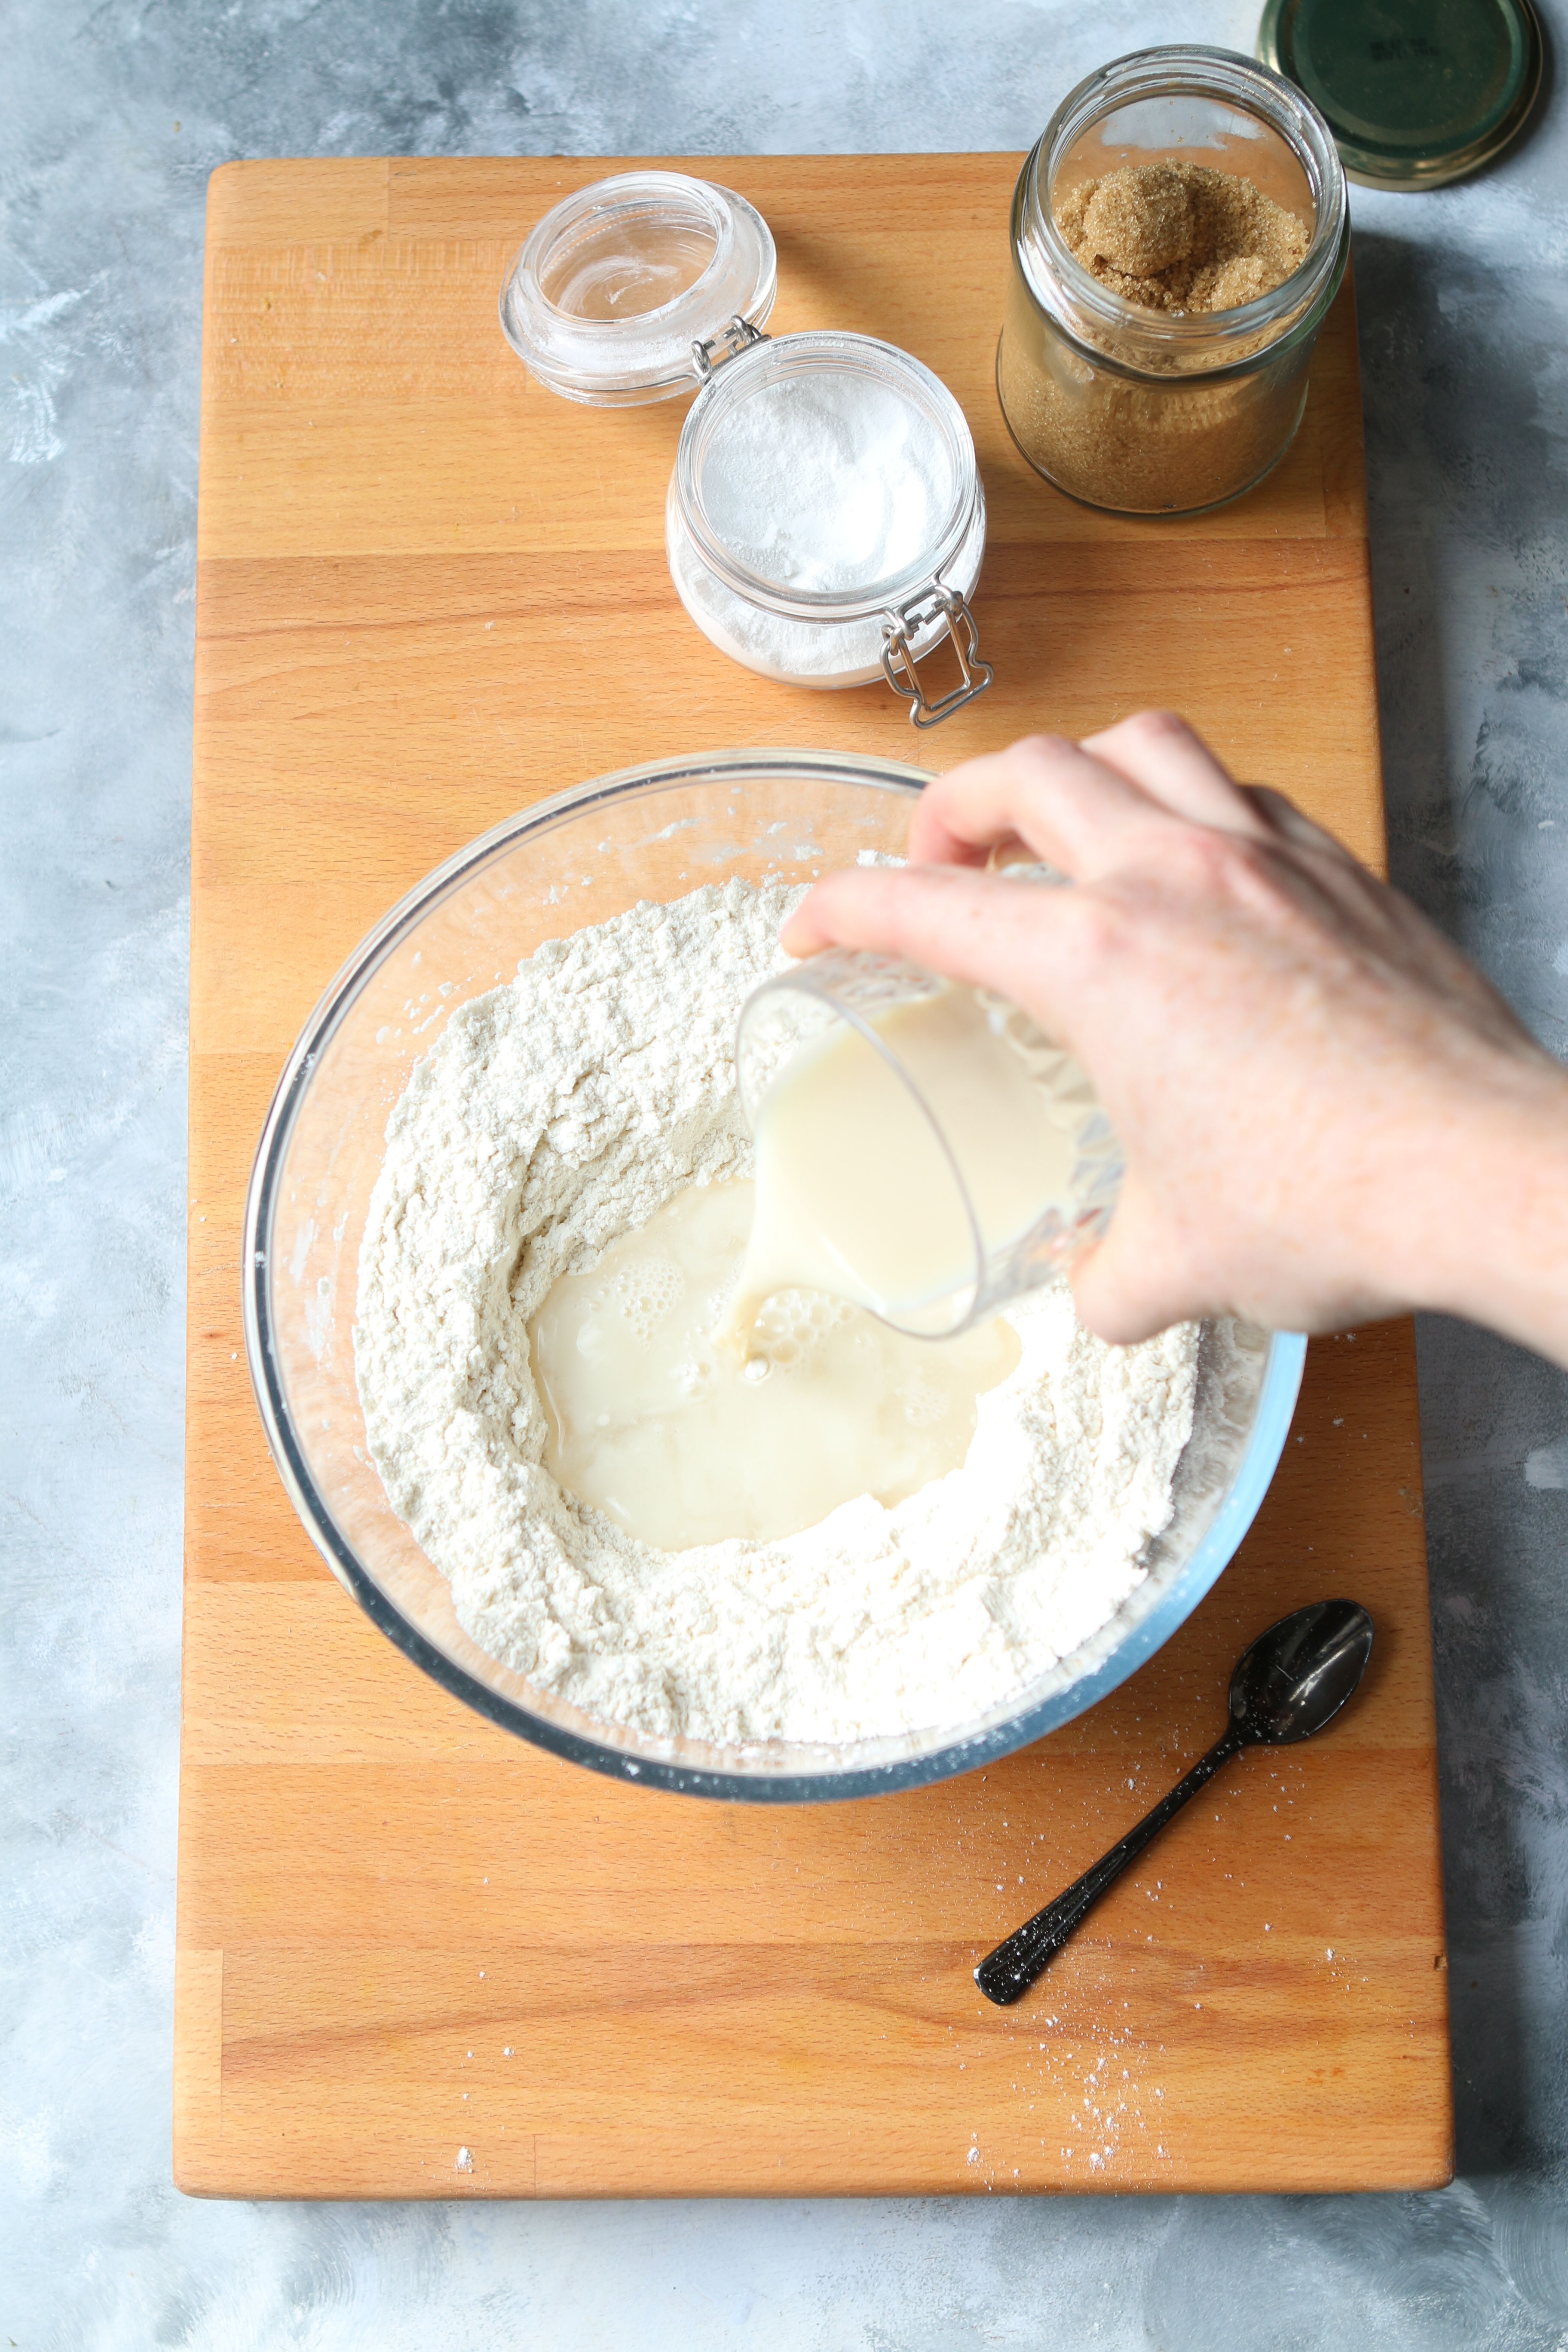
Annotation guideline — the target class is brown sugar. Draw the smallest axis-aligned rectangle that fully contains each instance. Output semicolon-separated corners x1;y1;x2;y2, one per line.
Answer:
1056;161;1308;314
996;156;1326;513
1081;159;1194;278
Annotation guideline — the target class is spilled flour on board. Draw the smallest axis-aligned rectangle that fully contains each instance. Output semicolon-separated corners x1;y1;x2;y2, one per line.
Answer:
353;880;1201;1746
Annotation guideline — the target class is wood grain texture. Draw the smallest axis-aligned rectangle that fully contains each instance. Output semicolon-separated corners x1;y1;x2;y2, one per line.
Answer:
180;156;1449;2199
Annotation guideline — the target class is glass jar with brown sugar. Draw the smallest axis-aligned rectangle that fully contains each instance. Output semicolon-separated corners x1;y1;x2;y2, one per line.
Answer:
998;47;1348;517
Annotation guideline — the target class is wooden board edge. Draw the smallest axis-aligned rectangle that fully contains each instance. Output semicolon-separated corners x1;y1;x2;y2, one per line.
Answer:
172;1946;224;2194
203;155;392;244
164;2152;1457;2201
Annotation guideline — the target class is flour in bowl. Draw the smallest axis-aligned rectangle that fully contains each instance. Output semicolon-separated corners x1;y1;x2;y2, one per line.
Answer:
352;879;1201;1746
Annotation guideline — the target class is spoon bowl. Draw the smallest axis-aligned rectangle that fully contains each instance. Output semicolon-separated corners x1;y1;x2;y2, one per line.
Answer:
1229;1597;1375;1746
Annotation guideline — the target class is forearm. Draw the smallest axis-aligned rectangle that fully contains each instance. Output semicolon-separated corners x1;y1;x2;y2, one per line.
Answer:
1402;1060;1568;1367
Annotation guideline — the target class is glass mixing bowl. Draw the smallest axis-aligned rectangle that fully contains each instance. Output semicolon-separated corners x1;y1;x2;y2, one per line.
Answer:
244;750;1305;1802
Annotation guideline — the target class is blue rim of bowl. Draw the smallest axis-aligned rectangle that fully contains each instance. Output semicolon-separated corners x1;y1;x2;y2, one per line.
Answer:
243;750;1307;1804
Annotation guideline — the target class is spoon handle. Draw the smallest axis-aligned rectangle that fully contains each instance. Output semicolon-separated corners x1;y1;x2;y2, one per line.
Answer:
974;1728;1243;2006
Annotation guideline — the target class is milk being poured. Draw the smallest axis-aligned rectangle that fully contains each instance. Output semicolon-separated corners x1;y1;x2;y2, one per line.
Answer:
720;977;1091;1354
530;1177;1018;1550
530;967;1104;1555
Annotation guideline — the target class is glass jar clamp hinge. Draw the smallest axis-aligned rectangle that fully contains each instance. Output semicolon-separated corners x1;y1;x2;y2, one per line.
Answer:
881;586;993;728
692;315;770;381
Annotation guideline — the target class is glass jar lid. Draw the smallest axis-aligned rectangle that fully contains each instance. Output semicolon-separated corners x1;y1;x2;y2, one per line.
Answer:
673;331;979;623
499;171;777;406
1259;0;1542;189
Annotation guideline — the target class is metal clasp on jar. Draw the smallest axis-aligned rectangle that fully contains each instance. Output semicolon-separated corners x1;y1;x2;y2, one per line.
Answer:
691;315;769;382
880;586;993;728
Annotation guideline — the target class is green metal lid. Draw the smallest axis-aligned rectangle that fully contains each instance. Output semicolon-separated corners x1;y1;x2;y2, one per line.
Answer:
1259;0;1542;188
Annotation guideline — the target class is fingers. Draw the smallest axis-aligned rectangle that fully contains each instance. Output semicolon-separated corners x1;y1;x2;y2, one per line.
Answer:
908;715;1271;882
1082;711;1273;837
781;864;1083;1026
906;733;1176;881
1239;783;1351;857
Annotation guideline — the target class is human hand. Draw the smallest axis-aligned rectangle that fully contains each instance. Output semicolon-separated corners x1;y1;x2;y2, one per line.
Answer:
783;715;1568;1358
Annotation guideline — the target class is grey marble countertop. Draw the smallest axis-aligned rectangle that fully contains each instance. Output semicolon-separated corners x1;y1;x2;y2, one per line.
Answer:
5;0;1567;2343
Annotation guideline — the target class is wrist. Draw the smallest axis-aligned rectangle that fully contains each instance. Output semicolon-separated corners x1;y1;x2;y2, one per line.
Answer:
1384;1052;1568;1363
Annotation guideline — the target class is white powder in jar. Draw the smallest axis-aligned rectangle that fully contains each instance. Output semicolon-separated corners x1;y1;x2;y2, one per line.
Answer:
669;362;986;684
700;370;952;592
353;880;1204;1750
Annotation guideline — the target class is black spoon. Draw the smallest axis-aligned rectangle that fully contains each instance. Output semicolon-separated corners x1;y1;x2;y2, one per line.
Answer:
975;1598;1375;2008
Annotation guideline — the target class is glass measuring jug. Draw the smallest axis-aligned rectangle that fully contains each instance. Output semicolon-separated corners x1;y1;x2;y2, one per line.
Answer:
730;948;1124;1344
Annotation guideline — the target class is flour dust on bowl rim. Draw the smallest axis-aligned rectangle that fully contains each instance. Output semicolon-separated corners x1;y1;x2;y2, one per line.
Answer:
243;748;1306;1803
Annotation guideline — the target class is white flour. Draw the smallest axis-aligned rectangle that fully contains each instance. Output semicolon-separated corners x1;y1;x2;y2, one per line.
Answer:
353;881;1201;1747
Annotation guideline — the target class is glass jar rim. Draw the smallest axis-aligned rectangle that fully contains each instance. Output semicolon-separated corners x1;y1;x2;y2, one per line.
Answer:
499;170;778;404
673;330;980;624
1018;44;1348;375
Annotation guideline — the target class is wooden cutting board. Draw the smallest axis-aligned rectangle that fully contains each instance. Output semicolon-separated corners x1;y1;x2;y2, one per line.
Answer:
178;156;1451;2197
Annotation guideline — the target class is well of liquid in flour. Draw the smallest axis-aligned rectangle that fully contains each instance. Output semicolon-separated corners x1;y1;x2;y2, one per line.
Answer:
530;1177;1020;1552
723;977;1091;1353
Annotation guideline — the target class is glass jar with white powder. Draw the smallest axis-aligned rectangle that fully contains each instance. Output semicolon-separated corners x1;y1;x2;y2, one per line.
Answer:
501;172;991;726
